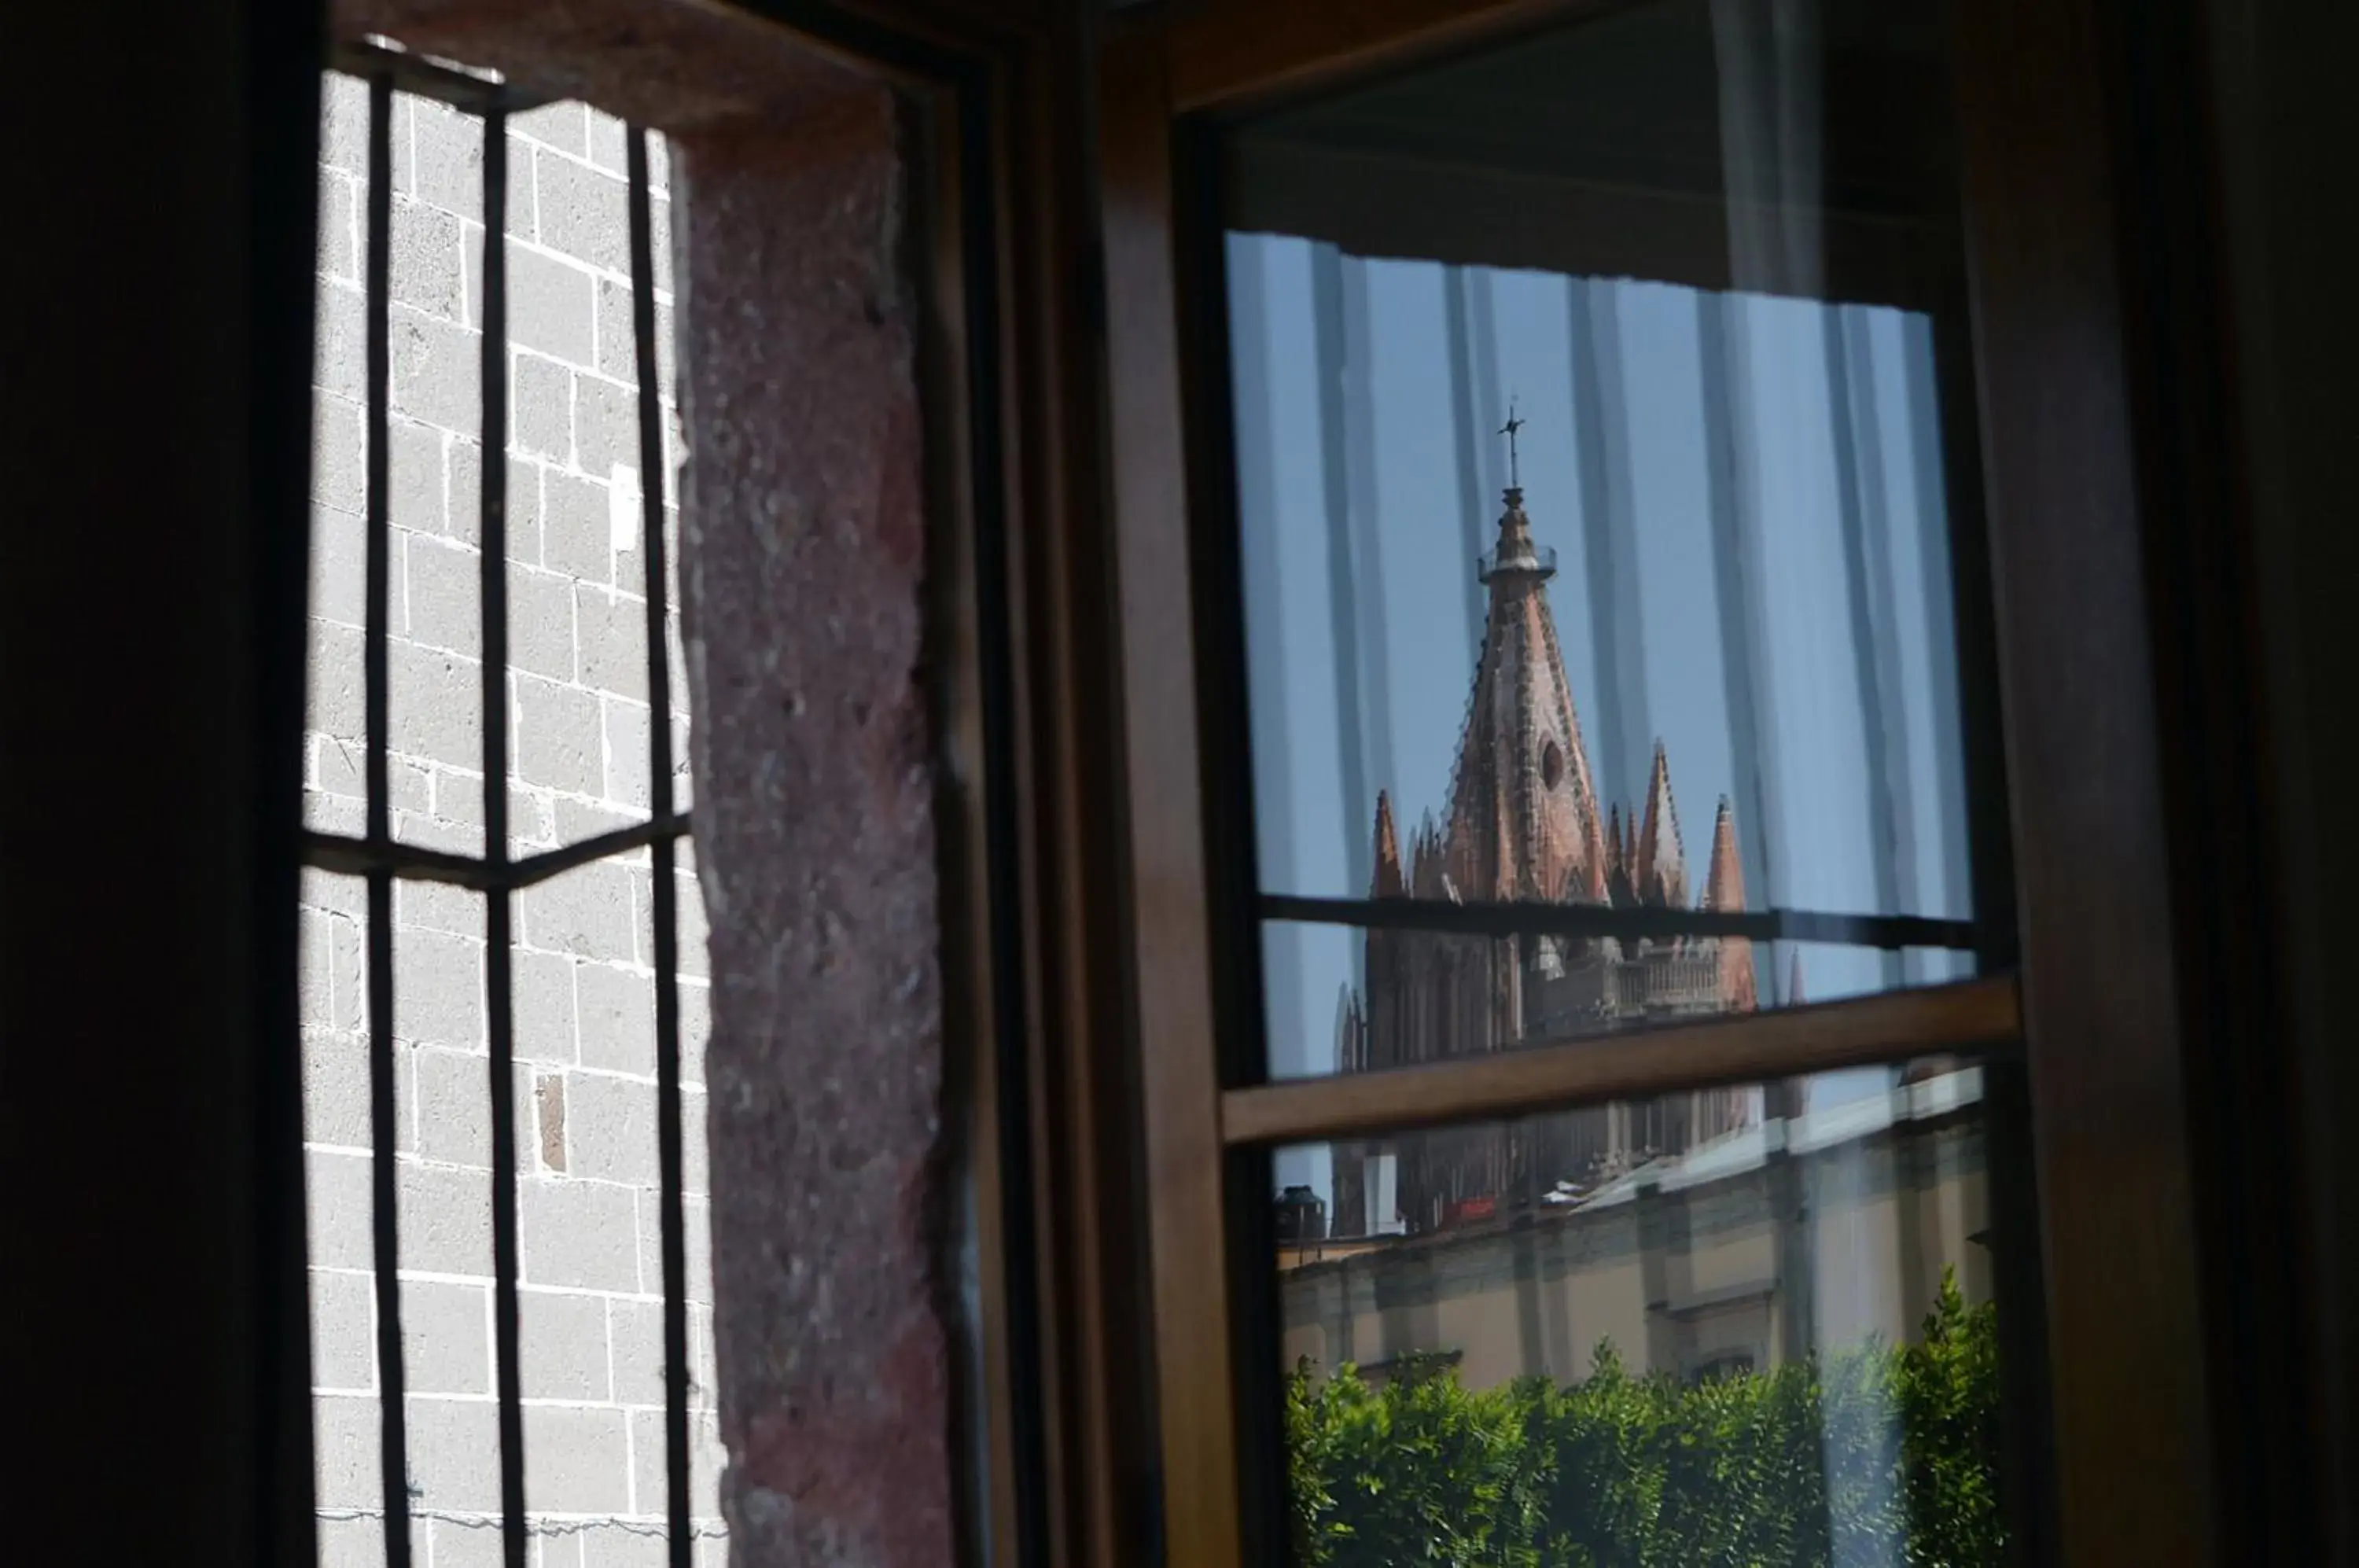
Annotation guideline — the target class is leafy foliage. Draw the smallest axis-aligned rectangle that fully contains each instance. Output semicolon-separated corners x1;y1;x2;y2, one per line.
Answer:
1286;1270;2004;1568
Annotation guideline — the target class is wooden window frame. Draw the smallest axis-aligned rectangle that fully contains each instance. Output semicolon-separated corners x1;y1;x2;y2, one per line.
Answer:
1095;2;2224;1567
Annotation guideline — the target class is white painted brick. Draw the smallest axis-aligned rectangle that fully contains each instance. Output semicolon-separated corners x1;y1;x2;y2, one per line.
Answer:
567;1073;656;1185
390;416;447;536
678;980;708;1088
558;797;640;849
304;789;367;837
516;674;603;794
586;109;629;175
428;1518;508;1568
303;865;369;920
576;963;654;1077
396;925;487;1052
523;1176;641;1292
407;1395;504;1514
449;442;543;553
633;867;708;977
307;620;366;745
412;1047;492;1167
525;1404;633;1515
301;1028;403;1153
310;1267;376;1392
319;71;371;174
403;1278;492;1396
520;1286;610;1400
399;1160;494;1277
594;277;675;392
392;808;482;857
396;877;481;940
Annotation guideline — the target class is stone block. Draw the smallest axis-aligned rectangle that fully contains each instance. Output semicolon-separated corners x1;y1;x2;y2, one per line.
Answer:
311;1393;383;1511
313;393;364;513
403;98;483;222
629;1408;722;1518
396;926;486;1052
314;276;366;402
318;168;359;281
513;351;575;463
449;442;541;553
567;1071;656;1184
523;1175;641;1291
319;70;370;174
510;567;578;683
516;948;580;1066
514;101;588;159
388;639;484;771
316;1513;385;1568
518;860;637;962
392;195;469;322
399;1159;494;1277
678;979;708;1087
404;533;483;657
633;867;708;977
595;276;675;392
511;242;600;368
406;1395;504;1515
426;1518;507;1568
300;1028;385;1152
396;876;482;940
576;962;654;1076
304;789;366;837
581;1523;669;1568
303;864;369;919
682;1086;708;1198
524;1404;633;1516
638;1193;708;1306
305;1150;374;1272
574;373;642;480
402;1278;491;1396
606;1295;664;1408
576;586;649;702
535;151;629;272
543;466;614;586
309;1266;376;1393
411;1047;492;1168
557;797;640;848
391;304;481;432
516;673;603;795
519;1286;610;1400
392;808;482;859
586;109;629;176
390;416;447;536
309;502;367;629
604;698;652;810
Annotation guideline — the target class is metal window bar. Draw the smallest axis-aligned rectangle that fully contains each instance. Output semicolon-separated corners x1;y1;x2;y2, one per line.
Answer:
313;44;696;1568
1258;892;1977;951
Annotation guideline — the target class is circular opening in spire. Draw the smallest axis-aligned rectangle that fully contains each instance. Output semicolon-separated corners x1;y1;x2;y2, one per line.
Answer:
1540;740;1565;790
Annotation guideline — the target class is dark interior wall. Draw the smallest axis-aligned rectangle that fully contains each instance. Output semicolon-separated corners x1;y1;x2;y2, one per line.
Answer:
2205;0;2359;1558
3;3;322;1565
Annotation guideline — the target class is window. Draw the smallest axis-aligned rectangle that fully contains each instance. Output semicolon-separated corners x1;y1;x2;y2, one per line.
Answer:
1079;0;2196;1562
300;46;709;1565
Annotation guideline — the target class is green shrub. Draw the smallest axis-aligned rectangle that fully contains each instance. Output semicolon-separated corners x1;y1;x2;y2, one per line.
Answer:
1286;1269;2004;1568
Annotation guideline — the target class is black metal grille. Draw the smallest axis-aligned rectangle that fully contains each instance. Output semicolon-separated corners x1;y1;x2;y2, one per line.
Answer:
315;42;697;1568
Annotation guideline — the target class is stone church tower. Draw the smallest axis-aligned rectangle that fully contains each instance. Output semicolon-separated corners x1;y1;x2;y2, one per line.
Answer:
1332;478;1763;1238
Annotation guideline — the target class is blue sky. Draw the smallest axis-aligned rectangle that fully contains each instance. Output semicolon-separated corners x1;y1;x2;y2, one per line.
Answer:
1227;235;1977;1198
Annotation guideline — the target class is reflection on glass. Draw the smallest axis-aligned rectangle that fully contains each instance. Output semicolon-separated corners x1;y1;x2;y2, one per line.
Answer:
1276;1063;2003;1565
1229;0;1987;1084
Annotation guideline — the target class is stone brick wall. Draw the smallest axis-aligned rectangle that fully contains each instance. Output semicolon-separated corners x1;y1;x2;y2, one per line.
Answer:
300;69;723;1566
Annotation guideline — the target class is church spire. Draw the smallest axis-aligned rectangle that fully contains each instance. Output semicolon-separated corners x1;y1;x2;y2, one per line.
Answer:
1632;741;1687;907
1372;790;1406;898
1702;797;1758;1010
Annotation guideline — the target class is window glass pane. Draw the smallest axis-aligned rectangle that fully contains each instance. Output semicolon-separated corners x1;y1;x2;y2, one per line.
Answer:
1224;0;1993;1080
1272;1062;2009;1564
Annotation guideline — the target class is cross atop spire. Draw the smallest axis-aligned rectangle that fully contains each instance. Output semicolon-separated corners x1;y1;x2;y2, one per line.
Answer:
1499;397;1526;491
